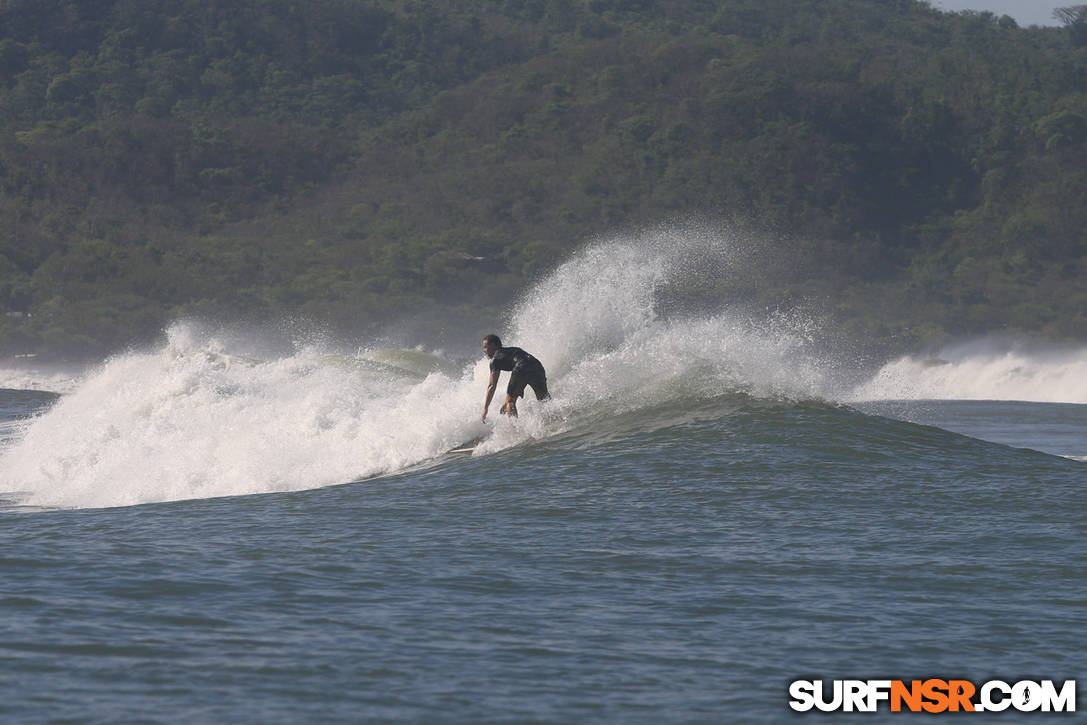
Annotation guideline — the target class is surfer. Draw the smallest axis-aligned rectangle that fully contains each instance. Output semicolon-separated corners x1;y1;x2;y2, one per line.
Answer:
481;334;550;422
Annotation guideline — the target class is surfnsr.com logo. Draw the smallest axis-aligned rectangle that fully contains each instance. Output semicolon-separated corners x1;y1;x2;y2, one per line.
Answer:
789;679;1077;713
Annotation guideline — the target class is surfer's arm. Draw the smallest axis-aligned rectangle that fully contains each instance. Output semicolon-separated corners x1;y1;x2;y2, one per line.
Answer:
482;369;500;421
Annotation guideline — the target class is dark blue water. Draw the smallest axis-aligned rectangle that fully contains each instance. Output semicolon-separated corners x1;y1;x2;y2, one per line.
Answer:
2;392;1084;723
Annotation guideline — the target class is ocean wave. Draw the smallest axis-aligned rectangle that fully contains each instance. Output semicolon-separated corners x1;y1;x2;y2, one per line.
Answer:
0;225;836;509
3;226;1082;509
849;341;1087;404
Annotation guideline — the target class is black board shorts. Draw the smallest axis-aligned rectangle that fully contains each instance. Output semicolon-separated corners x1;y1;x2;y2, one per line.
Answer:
507;364;550;400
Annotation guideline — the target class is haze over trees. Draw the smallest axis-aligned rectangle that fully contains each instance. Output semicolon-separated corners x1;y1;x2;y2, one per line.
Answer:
0;0;1084;358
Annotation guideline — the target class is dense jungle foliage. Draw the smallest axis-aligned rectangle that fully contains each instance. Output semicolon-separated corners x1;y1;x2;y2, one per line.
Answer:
0;0;1085;358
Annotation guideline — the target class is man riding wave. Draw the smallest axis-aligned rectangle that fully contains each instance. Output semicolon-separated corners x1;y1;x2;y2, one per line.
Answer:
481;334;550;422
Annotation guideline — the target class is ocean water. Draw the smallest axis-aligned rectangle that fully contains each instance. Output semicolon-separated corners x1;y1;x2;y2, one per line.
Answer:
1;230;1084;722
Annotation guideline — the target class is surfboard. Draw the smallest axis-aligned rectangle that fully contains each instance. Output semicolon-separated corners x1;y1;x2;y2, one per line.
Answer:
448;435;486;454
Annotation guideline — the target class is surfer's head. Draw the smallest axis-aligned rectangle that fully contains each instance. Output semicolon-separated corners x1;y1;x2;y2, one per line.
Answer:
482;334;501;358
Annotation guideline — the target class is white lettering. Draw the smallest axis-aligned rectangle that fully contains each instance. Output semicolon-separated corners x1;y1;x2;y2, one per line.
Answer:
981;680;1011;712
788;680;815;712
1013;680;1042;711
1040;680;1076;712
847;680;872;711
814;680;843;712
867;680;892;711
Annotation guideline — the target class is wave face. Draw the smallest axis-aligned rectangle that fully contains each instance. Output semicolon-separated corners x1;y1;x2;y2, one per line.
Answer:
0;226;839;509
850;341;1087;403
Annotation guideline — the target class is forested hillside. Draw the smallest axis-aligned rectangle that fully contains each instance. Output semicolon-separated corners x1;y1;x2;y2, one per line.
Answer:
1;0;1085;358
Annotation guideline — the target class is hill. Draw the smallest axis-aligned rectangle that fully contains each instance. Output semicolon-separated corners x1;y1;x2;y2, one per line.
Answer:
1;0;1085;358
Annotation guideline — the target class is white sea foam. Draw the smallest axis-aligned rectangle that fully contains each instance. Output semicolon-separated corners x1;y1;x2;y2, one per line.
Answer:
0;328;496;508
507;223;830;407
0;224;838;509
849;341;1087;404
0;363;86;394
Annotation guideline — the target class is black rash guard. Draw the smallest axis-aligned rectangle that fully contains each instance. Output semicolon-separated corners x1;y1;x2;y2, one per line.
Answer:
490;347;550;400
489;346;541;374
